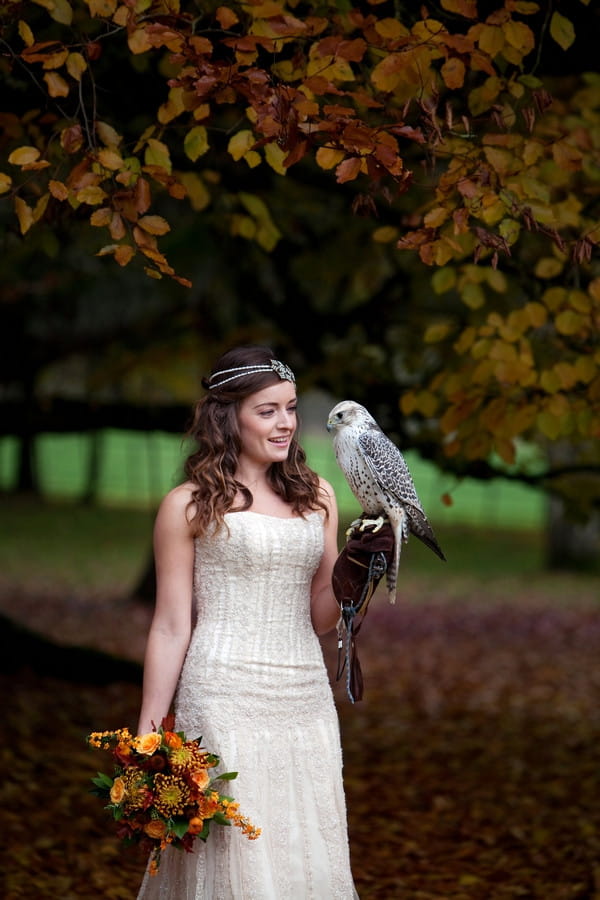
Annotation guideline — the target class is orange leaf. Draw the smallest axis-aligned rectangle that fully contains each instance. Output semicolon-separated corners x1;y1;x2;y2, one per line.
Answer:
138;215;170;236
335;157;361;184
441;57;466;90
43;71;69;98
216;6;239;28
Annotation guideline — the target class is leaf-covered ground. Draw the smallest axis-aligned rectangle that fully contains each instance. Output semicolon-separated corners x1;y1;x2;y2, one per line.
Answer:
2;577;600;900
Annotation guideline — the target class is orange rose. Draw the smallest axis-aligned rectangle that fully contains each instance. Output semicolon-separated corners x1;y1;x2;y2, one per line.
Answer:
134;732;162;755
163;731;183;749
110;776;126;804
144;819;167;840
190;768;210;791
188;816;204;835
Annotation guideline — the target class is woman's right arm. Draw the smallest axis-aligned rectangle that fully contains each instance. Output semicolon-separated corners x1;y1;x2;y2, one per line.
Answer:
137;484;195;735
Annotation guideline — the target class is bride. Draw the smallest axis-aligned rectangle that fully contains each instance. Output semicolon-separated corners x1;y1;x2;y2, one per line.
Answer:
135;344;359;899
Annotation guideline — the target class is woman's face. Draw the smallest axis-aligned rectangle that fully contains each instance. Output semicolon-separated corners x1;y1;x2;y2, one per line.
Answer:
237;381;297;468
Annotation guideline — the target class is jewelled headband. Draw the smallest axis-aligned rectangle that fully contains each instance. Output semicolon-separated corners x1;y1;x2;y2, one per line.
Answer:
207;359;296;389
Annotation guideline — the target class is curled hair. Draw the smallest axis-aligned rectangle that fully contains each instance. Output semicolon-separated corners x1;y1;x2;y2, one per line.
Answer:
183;346;328;537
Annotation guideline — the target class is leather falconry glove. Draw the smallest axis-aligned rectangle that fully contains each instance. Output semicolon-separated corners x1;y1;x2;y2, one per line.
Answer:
332;515;395;703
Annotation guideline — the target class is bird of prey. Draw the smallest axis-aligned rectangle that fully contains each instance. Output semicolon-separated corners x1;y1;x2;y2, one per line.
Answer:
327;400;445;603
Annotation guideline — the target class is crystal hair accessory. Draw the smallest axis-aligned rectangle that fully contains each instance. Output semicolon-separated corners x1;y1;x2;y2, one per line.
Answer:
207;359;295;389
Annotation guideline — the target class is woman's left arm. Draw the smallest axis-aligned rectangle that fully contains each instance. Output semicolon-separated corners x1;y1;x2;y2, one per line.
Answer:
310;478;341;636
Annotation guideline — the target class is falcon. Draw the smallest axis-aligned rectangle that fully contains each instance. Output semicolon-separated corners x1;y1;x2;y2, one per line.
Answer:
327;400;445;603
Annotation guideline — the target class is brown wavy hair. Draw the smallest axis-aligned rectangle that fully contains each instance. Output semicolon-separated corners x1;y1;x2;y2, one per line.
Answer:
183;345;328;537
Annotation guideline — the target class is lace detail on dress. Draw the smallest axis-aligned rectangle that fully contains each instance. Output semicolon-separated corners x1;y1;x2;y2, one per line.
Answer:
137;511;358;900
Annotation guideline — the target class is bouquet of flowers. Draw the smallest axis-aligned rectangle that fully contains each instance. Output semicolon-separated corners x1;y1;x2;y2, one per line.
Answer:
87;717;260;875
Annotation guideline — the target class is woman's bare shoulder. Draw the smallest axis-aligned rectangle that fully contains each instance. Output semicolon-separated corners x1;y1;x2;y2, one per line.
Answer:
155;482;196;530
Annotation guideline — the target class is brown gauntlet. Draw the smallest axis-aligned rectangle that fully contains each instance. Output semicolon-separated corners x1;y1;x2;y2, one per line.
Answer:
332;516;395;703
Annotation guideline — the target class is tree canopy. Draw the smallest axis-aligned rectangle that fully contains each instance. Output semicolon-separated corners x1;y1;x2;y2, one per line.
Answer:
1;0;599;509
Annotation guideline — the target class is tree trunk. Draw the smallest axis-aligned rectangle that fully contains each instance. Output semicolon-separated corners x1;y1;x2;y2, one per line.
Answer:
545;441;600;572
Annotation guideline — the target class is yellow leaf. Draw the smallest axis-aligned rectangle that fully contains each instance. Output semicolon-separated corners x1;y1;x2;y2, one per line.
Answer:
454;326;476;354
574;355;597;384
483;146;514;177
424;322;452;343
424;207;449;228
316;147;345;170
0;172;12;194
498;217;520;245
145;138;172;173
375;18;410;40
468;76;502;114
550;11;575;51
33;192;50;222
511;2;540;13
414;390;439;418
230;213;256;240
432;267;456;293
502;20;535;56
441;57;466;89
400;390;417;416
537;410;561;440
228;130;256;162
478;24;504;56
44;71;69;98
372;226;399;243
18;20;35;47
568;290;591;314
523;301;547;327
9;146;41;166
264;142;287;175
97;149;124;170
76;186;107;205
128;27;153;55
552;140;582;171
534;257;563;279
66;52;87;81
138;215;170;236
184;125;209;162
159;87;186;124
461;282;485;309
35;0;73;25
555;310;584;335
90;207;112;227
96;121;122;147
588;278;600;303
85;0;117;16
177;172;210;211
306;54;354;83
542;286;566;311
15;196;34;234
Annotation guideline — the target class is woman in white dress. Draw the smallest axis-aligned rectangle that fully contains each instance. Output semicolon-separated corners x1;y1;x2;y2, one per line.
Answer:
136;345;359;899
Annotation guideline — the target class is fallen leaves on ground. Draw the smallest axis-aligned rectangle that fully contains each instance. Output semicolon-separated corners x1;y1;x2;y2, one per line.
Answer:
2;585;600;899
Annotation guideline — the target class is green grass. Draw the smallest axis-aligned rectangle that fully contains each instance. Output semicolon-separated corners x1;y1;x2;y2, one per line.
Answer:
0;429;546;530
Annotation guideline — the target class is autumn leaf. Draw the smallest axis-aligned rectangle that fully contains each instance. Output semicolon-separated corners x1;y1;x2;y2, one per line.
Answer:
550;11;575;51
335;157;361;184
137;215;170;236
8;146;41;166
184;126;209;163
14;196;34;233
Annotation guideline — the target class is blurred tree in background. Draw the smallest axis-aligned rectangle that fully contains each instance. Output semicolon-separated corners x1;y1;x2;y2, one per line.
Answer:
1;0;599;566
